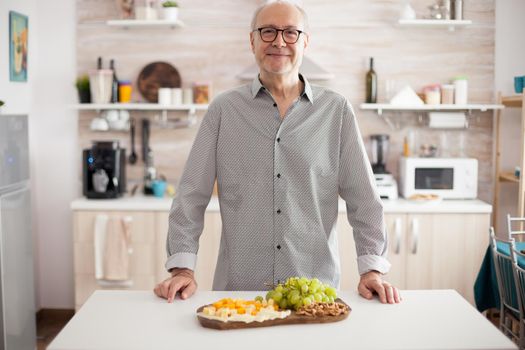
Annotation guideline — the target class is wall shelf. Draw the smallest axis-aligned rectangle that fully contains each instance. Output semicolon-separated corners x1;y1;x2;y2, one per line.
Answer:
359;103;504;116
499;172;520;183
106;19;185;29
502;95;523;108
72;103;208;113
397;19;472;30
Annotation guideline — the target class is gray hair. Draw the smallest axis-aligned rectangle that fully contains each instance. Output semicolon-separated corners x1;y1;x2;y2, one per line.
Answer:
250;0;309;32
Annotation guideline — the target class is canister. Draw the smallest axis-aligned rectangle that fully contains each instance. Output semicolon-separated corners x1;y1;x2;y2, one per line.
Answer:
441;84;454;104
453;77;468;105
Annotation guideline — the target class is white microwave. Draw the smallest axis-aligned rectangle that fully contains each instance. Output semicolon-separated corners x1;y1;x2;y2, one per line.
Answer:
399;157;478;199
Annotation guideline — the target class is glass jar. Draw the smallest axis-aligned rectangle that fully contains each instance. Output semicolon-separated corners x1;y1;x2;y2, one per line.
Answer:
118;80;132;103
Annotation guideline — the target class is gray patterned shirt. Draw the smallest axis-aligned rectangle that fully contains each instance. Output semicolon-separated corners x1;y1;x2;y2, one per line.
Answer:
166;75;391;290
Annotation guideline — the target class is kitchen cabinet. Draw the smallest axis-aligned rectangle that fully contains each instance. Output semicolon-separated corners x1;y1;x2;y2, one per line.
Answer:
389;213;488;304
73;211;157;310
337;213;489;305
154;212;222;290
73;207;489;309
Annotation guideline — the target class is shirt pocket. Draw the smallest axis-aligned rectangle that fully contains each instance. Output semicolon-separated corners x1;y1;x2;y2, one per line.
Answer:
314;167;338;196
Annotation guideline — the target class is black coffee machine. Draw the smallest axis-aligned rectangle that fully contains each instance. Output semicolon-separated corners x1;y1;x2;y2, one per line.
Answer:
83;141;126;199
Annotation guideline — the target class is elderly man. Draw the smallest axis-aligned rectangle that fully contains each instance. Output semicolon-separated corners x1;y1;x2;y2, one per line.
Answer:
154;0;401;304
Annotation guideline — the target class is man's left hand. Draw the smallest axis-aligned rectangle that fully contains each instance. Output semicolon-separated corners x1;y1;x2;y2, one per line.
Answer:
358;270;401;304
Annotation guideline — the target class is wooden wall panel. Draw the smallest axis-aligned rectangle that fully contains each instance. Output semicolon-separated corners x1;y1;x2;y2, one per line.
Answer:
77;0;495;202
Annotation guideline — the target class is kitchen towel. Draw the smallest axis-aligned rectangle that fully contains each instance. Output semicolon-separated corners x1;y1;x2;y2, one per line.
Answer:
428;112;467;128
93;215;133;282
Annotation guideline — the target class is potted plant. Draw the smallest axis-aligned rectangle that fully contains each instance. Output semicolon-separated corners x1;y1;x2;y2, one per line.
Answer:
161;1;179;21
76;75;91;104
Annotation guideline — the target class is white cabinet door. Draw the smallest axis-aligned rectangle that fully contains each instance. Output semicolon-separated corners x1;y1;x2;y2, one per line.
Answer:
73;211;156;309
155;212;222;291
384;214;407;289
404;213;489;305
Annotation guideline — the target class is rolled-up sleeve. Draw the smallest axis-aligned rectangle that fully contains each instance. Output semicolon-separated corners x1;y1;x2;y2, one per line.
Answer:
338;99;391;275
165;101;221;272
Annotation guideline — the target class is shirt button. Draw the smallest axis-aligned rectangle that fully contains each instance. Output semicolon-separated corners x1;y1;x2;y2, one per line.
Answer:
276;209;281;214
276;245;281;250
277;173;281;178
273;103;277;107
277;138;280;143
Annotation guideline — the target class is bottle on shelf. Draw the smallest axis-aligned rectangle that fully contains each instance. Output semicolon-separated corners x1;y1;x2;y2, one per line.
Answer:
366;57;377;103
109;59;119;103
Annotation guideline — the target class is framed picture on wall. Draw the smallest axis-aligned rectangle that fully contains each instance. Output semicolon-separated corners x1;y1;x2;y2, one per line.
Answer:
9;11;28;82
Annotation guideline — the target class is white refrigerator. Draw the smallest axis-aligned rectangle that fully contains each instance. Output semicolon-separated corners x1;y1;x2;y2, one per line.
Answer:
0;114;36;349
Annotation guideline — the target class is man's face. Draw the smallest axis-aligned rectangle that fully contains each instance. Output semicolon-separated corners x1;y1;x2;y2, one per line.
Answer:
250;3;309;77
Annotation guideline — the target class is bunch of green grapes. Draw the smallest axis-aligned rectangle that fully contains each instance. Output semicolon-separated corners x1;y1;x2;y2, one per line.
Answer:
260;277;338;311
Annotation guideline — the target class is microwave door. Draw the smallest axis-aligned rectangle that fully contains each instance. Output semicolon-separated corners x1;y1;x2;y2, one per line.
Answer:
415;168;454;190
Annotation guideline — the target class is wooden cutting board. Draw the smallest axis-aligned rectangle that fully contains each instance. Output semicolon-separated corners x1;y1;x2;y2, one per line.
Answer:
196;299;351;330
137;62;181;103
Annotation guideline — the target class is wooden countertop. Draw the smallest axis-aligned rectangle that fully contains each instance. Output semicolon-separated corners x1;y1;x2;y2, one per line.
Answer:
71;196;492;214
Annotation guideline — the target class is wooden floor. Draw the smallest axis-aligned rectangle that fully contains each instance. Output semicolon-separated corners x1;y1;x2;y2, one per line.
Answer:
37;309;74;350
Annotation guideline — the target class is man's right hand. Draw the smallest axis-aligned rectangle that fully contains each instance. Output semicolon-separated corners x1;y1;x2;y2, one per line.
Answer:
153;268;197;303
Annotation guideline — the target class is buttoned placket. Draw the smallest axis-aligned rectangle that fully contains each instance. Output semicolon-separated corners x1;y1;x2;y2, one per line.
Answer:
269;94;302;285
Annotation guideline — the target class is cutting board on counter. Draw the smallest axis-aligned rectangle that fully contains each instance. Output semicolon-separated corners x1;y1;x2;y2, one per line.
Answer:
196;298;351;330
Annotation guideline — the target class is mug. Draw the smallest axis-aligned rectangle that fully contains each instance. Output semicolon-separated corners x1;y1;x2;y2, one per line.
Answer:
172;88;183;106
152;180;167;198
158;88;172;106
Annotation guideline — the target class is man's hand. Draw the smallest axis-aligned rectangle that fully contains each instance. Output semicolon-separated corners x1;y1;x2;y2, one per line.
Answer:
358;270;401;304
153;268;198;303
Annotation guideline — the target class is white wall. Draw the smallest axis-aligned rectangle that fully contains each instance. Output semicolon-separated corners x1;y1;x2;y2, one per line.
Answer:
0;1;35;115
494;0;525;236
31;0;78;308
0;0;77;309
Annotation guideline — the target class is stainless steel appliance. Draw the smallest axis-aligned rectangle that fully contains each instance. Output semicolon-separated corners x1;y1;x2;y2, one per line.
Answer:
0;114;36;350
83;141;126;199
370;134;398;200
399;157;478;199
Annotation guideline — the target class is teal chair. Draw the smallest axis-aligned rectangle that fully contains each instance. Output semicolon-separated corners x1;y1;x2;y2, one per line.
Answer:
490;227;521;343
511;246;525;349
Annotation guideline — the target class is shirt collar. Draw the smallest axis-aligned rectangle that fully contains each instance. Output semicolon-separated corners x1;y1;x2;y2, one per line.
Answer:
251;73;314;103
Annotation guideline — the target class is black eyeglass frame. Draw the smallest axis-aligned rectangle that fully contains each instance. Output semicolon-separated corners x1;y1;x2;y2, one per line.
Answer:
253;27;305;44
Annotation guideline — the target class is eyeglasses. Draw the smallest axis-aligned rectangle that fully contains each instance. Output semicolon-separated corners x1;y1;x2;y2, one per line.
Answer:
254;27;304;44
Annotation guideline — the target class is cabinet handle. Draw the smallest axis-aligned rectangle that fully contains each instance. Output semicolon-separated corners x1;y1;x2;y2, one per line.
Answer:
410;218;419;255
394;217;402;255
121;216;134;254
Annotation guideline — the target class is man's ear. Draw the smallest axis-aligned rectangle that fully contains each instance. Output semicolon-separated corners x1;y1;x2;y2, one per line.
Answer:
303;33;309;51
250;32;255;53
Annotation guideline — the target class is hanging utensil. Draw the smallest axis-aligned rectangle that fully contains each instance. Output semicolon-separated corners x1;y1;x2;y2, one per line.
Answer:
128;118;137;164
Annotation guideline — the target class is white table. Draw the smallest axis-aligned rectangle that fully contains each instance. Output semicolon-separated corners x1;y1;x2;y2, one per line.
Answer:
48;290;516;350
